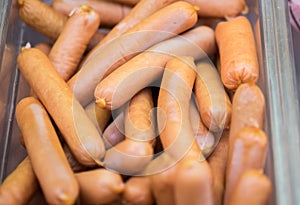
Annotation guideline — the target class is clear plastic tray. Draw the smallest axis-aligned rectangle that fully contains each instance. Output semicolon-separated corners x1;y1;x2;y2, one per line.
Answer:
1;0;300;204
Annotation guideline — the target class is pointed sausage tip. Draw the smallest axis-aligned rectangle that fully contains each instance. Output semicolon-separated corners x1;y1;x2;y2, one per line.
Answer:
96;98;107;109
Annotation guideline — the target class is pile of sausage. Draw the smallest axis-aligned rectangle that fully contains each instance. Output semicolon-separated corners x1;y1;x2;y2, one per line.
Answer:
0;0;272;205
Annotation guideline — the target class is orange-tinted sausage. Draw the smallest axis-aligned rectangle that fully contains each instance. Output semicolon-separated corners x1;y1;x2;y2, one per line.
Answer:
17;47;105;166
0;157;37;205
52;0;131;27
76;169;125;204
48;5;101;81
215;16;259;90
94;26;216;110
122;176;154;205
68;1;198;106
18;0;67;40
228;170;272;205
15;97;79;205
224;127;268;205
229;83;265;147
194;60;232;132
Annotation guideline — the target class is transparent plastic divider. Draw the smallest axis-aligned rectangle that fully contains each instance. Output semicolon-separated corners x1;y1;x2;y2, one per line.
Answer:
259;0;300;204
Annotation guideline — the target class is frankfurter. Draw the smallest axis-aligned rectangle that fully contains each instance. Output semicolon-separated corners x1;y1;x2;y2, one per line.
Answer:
48;5;101;81
185;0;248;18
17;47;105;166
194;60;232;132
94;26;216;110
76;168;125;205
52;0;131;27
124;88;156;144
228;170;272;205
91;0;178;49
224;127;268;205
15;97;79;205
68;1;198;106
0;157;37;205
207;130;229;205
189;99;215;156
157;56;197;157
229;82;265;146
174;159;214;205
103;88;155;175
103;139;153;175
215;16;259;90
18;0;67;40
103;113;125;149
122;176;154;205
150;162;178;205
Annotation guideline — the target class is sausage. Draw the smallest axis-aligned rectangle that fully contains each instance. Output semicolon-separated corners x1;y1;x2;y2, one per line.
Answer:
174;159;214;205
122;176;154;205
84;102;111;133
15;97;79;205
0;157;38;205
224;127;268;205
194;60;232;132
229;82;265;147
68;1;198;106
18;0;67;40
103;139;153;175
155;56;214;205
150;160;178;205
17;47;105;166
103;88;155;175
75;169;125;205
124;88;156;144
189;99;215;157
94;26;216;110
215;16;259;90
228;170;272;205
157;56;197;156
185;0;248;18
51;0;131;27
103;113;125;149
207;130;229;205
48;5;101;81
91;0;178;49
